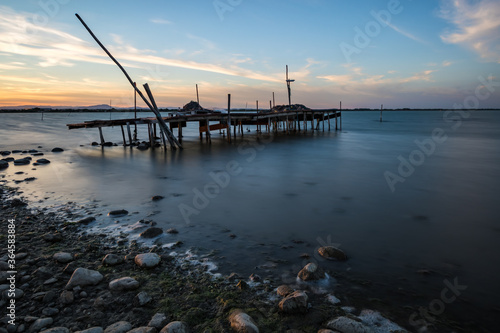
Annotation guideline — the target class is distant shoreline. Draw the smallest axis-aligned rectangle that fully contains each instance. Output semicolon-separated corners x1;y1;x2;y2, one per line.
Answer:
0;108;498;113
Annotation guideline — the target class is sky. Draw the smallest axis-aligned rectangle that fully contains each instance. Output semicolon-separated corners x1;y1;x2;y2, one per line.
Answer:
0;0;499;109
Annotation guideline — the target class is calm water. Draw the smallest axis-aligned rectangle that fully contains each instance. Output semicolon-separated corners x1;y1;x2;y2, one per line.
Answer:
1;110;499;330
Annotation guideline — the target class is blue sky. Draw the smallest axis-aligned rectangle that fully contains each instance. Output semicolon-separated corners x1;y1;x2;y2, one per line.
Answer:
0;0;499;109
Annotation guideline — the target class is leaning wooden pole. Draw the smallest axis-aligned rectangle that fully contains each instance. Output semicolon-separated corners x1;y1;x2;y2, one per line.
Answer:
75;13;182;149
143;83;176;149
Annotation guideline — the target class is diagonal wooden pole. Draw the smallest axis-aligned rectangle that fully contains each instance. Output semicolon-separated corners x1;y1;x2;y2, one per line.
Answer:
75;13;182;149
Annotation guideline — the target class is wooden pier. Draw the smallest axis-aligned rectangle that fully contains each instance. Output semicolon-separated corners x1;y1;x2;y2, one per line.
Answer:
66;108;342;148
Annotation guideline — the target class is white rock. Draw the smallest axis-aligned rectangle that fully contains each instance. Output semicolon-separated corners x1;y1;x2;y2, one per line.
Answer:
65;268;103;289
104;322;132;333
159;321;189;333
229;310;259;333
134;253;161;268
326;317;374;333
53;252;73;264
109;277;140;291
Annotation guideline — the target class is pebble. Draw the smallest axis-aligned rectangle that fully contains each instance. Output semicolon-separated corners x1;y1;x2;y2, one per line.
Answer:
278;290;308;314
326;316;373;333
75;328;103;333
317;246;348;261
166;228;178;234
297;263;325;281
29;318;54;333
102;254;124;266
134;291;152;306
53;252;73;264
108;209;128;216
148;313;168;329
59;290;74;305
277;285;293;297
75;217;96;224
151;195;164;201
159;322;189;333
229;310;259;333
139;227;163;239
126;328;156;333
41;307;59;316
51;147;64;152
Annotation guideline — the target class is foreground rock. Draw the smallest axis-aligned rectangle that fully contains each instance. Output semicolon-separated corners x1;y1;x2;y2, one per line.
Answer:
109;277;140;291
40;328;70;333
104;321;132;333
229;310;259;333
297;263;325;281
53;252;73;263
160;321;189;333
279;290;308;314
0;160;8;169
317;246;348;261
102;254;124;266
29;317;54;332
108;209;128;216
326;316;373;333
66;268;104;289
134;253;161;268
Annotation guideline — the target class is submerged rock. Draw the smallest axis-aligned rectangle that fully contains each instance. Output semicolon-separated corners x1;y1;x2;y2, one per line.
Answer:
229;310;259;333
278;290;308;314
36;158;51;164
108;209;128;216
318;246;348;261
152;195;164;201
326;316;374;333
76;216;96;225
104;321;132;333
297;263;325;281
140;227;163;238
13;158;30;165
0;160;8;169
66;268;104;289
52;147;64;152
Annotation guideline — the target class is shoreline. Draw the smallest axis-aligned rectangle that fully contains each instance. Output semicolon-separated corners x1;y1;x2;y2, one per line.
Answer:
0;183;479;333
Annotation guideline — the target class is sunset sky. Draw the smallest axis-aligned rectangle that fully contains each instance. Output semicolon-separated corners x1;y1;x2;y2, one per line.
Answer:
1;0;499;109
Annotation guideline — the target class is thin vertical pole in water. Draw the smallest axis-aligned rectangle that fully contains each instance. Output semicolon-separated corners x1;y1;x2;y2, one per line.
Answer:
256;100;259;133
322;112;325;132
380;104;383;122
98;127;105;145
126;122;133;146
227;94;231;143
328;110;331;131
120;125;126;146
272;92;275;108
134;82;137;141
340;101;342;130
196;84;200;105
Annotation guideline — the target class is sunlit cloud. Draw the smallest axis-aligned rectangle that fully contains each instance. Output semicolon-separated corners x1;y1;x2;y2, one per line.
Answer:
386;22;427;44
439;0;500;63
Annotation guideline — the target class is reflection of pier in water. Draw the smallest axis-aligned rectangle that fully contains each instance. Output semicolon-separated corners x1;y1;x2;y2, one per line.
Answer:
66;108;342;148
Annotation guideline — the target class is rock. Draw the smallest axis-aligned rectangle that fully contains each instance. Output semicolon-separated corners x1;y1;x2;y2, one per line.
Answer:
134;291;152;306
39;328;69;333
166;228;178;234
2;288;23;299
41;308;59;316
278;290;308;314
109;277;139;291
43;233;63;243
326;317;373;333
148;313;168;329
159;322;189;333
91;142;99;146
277;285;293;297
66;268;104;289
1;151;11;156
104;322;132;333
249;273;261;282
75;216;95;224
29;318;53;333
236;280;248;290
134;253;161;268
75;328;103;333
36;159;51;164
318;246;347;261
140;227;163;238
24;177;37;181
108;209;128;216
44;277;58;285
151;195;164;201
297;263;325;281
14;158;30;165
53;252;73;263
126;328;156;333
51;147;64;152
59;290;74;305
0;160;8;169
317;330;338;333
102;142;113;147
10;198;27;207
229;310;259;333
102;254;124;266
137;143;149;151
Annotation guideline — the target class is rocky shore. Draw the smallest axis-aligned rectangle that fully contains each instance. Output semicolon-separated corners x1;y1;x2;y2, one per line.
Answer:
0;182;416;333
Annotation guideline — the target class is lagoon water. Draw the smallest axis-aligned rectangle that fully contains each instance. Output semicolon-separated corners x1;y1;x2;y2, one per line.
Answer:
1;110;500;330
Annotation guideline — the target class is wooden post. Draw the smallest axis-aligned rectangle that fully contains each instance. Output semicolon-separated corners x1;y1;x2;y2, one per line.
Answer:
178;122;183;143
322;113;325;132
134;82;137;140
75;14;182;149
272;92;275;108
126;122;133;146
120;125;126;146
206;119;211;143
311;112;314;131
227;94;231;143
328;111;331;131
98;127;105;145
340;101;342;130
196;84;200;104
304;112;307;131
256;100;259;133
380;104;383;122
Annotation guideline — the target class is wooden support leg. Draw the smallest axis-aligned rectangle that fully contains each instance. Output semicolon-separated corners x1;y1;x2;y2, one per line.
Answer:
120;125;126;146
178;123;183;143
98;127;105;145
126;122;133;145
311;112;315;132
322;113;325;132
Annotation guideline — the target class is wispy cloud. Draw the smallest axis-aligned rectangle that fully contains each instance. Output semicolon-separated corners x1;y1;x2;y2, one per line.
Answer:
386;22;427;44
317;67;436;86
439;0;500;63
150;18;173;25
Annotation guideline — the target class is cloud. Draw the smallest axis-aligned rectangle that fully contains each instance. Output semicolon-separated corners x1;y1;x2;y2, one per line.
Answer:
317;67;436;86
439;0;500;63
0;6;281;82
386;22;427;44
316;74;353;84
150;18;173;25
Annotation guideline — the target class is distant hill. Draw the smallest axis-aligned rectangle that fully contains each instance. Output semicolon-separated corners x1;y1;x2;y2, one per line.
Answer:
0;104;161;111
